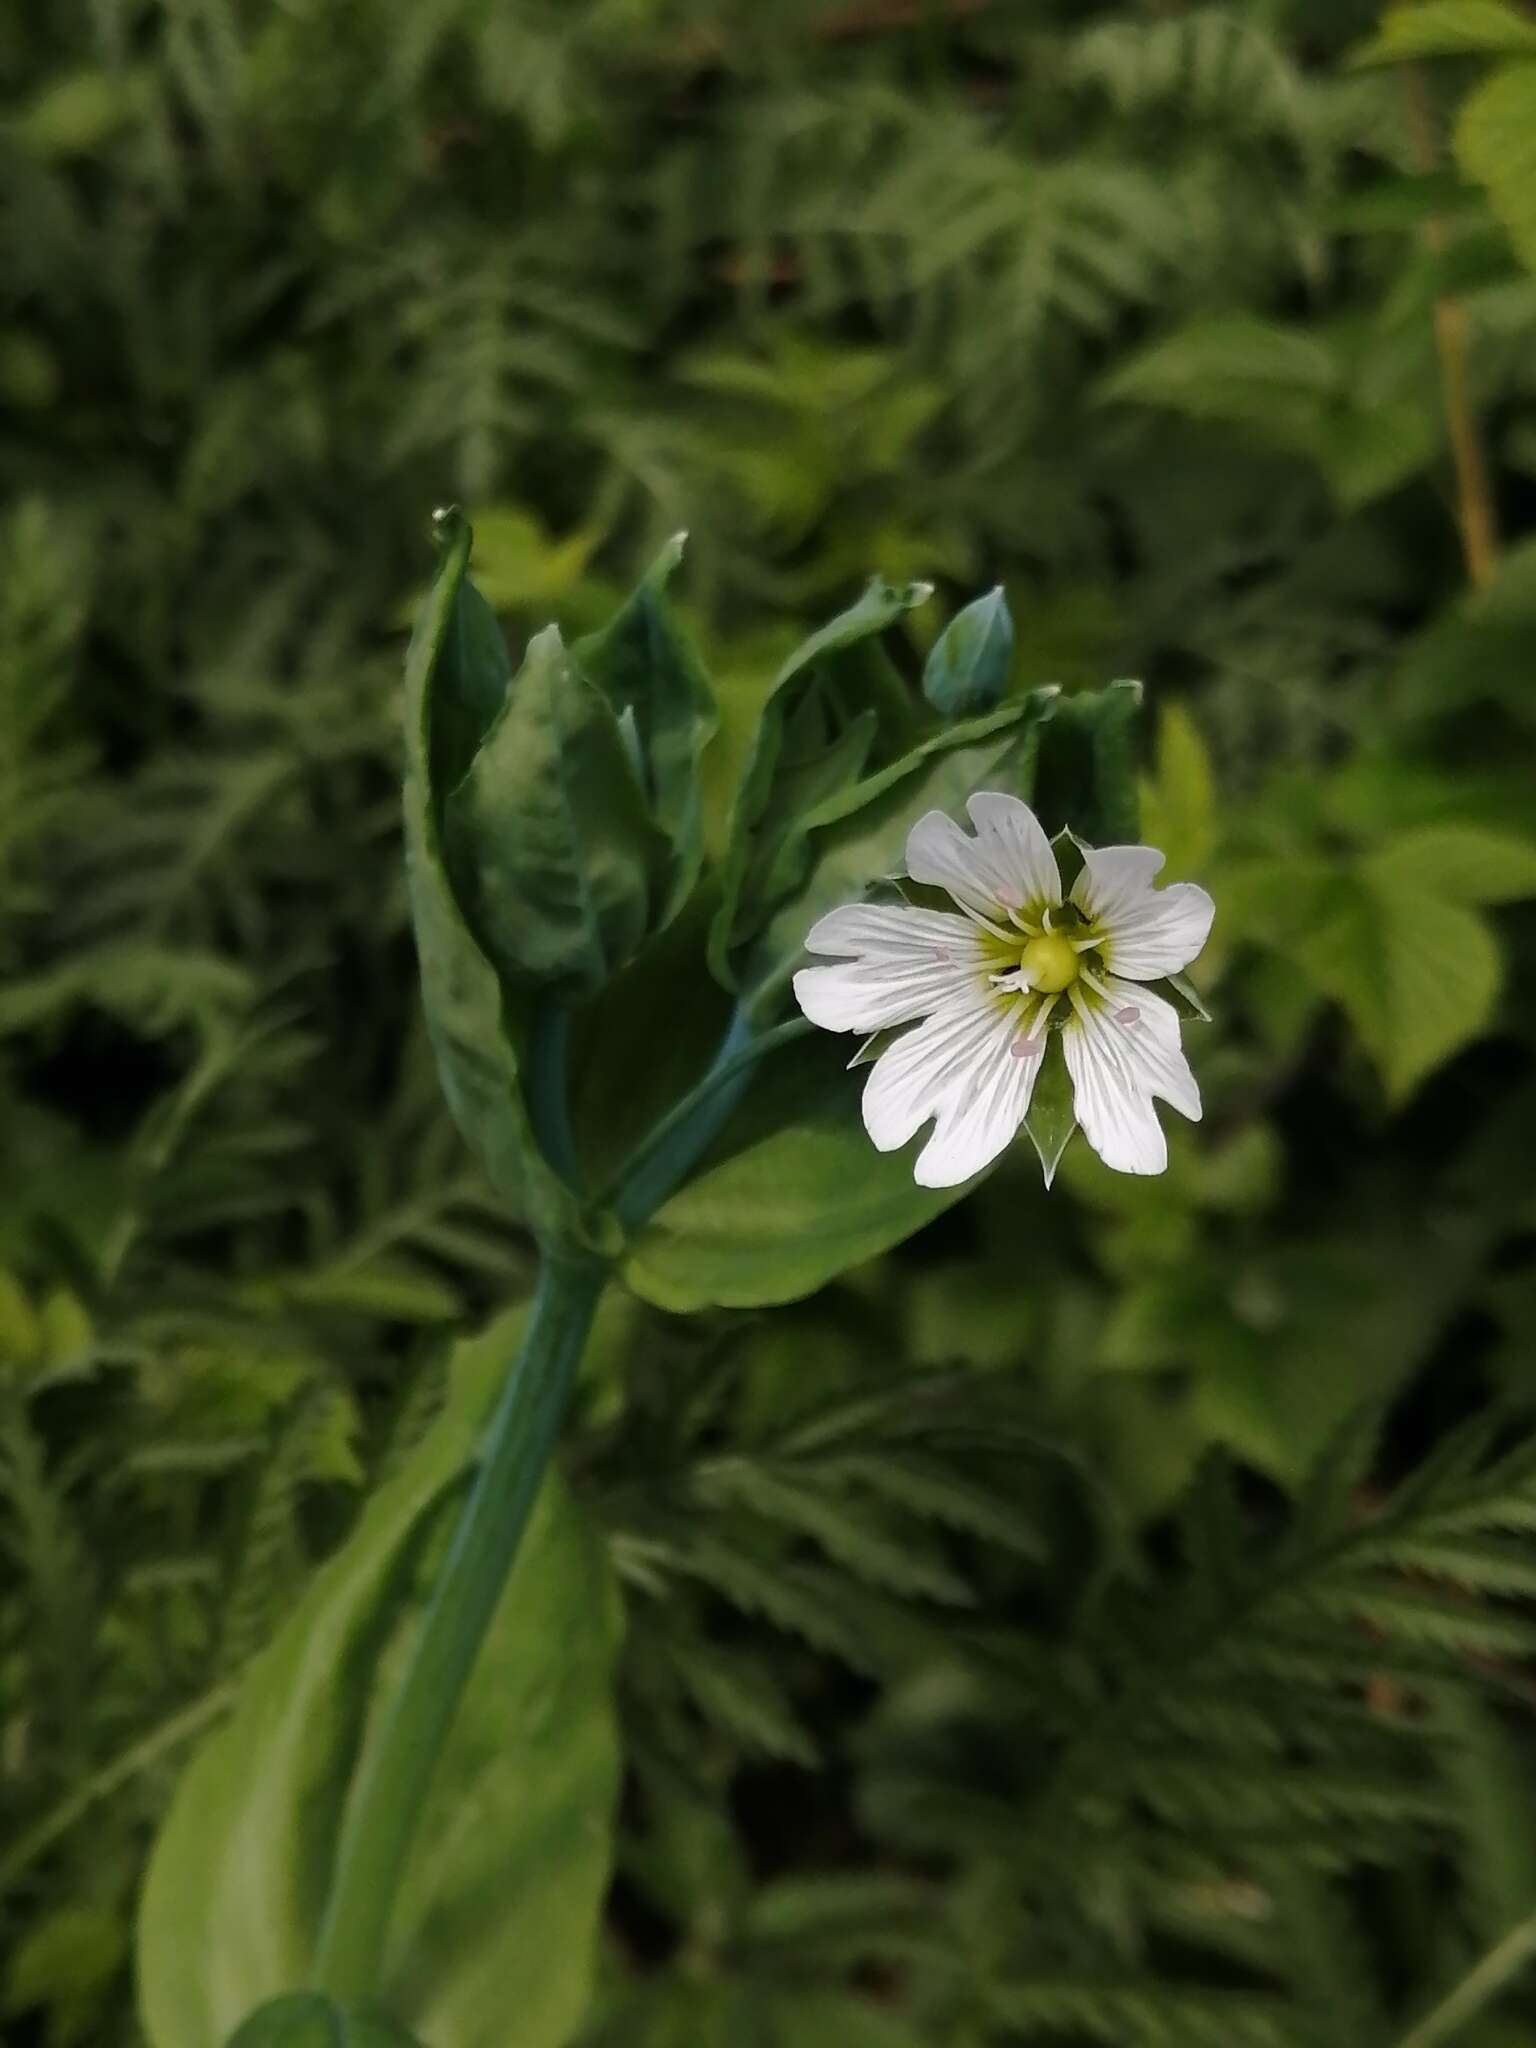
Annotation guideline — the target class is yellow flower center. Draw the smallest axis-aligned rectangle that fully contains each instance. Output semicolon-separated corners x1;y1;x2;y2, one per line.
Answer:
1019;931;1081;994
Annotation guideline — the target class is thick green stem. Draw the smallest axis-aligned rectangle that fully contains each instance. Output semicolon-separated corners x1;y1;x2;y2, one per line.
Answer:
313;1250;607;2002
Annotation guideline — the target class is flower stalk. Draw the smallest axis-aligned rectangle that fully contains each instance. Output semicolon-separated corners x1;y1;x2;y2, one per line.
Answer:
312;1248;608;2003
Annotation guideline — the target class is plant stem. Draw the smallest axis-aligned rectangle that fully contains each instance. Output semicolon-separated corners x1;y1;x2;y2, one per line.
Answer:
313;1250;607;2002
1396;1909;1536;2048
526;999;581;1188
1402;64;1499;589
609;1008;814;1228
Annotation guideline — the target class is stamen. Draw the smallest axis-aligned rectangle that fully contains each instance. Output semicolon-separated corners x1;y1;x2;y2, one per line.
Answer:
1070;933;1101;954
1011;1034;1044;1060
1116;1005;1140;1027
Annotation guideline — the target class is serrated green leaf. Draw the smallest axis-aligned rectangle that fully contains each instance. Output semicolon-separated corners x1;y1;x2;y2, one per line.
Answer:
1232;828;1532;1100
137;1308;621;2048
1455;63;1536;272
1369;824;1536;906
1351;1;1536;64
280;1254;462;1324
1099;315;1339;417
922;586;1014;717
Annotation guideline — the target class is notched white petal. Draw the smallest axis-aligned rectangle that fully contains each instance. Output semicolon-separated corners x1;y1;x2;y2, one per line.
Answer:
1062;979;1201;1177
905;793;1060;924
794;902;985;1034
964;791;1061;912
1072;845;1213;983
1071;844;1166;924
904;809;1011;921
861;991;1037;1186
1103;882;1214;982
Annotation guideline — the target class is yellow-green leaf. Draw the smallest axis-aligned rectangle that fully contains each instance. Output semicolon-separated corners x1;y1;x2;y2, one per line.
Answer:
1140;702;1217;877
1456;61;1536;273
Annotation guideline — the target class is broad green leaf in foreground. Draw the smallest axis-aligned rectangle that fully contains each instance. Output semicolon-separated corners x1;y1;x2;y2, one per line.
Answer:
622;1033;959;1311
225;1995;423;2047
137;1308;622;2048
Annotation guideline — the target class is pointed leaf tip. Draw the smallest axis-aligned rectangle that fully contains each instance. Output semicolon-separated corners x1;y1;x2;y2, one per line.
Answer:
924;585;1016;719
430;504;468;550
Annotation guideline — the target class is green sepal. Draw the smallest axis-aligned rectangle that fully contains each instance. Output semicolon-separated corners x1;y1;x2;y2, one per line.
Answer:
443;622;671;998
225;1995;422;2048
709;576;932;988
573;532;718;921
1032;677;1144;844
401;512;576;1236
923;585;1014;717
1160;970;1213;1023
1023;1043;1077;1189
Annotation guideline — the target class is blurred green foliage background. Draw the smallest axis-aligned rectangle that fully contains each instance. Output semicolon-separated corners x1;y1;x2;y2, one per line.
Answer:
7;1;1536;2043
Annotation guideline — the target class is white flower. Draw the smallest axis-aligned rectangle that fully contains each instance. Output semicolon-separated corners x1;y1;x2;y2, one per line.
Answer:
792;791;1214;1187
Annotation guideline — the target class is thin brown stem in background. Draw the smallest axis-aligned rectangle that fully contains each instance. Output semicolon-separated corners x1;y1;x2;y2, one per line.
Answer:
1402;63;1499;589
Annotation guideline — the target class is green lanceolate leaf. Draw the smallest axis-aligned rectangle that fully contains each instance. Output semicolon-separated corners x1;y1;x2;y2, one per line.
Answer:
137;1308;622;2048
225;1994;423;2047
574;532;718;918
1031;677;1143;844
401;511;572;1231
444;622;670;996
922;586;1014;717
738;691;1058;1015
621;1032;958;1311
709;576;932;990
1350;1;1536;64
